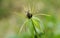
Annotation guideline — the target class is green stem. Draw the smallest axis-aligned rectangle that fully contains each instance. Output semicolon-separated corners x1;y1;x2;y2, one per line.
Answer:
31;19;37;33
31;19;38;38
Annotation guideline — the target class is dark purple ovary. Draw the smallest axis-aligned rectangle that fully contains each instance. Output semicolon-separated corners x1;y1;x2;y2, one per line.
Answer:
27;12;32;19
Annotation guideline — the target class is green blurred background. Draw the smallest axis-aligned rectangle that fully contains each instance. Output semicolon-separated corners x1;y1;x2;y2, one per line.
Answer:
0;0;60;38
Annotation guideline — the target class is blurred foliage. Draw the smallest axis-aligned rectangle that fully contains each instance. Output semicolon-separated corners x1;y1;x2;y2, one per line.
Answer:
0;0;60;38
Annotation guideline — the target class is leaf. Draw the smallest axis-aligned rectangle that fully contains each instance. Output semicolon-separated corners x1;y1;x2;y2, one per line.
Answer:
19;16;44;38
25;19;35;36
31;17;44;33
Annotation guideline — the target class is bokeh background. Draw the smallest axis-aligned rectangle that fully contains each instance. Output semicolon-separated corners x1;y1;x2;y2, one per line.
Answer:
0;0;60;38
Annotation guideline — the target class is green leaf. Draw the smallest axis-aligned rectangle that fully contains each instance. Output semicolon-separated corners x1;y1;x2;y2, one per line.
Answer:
32;17;43;33
25;19;35;36
19;16;44;38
